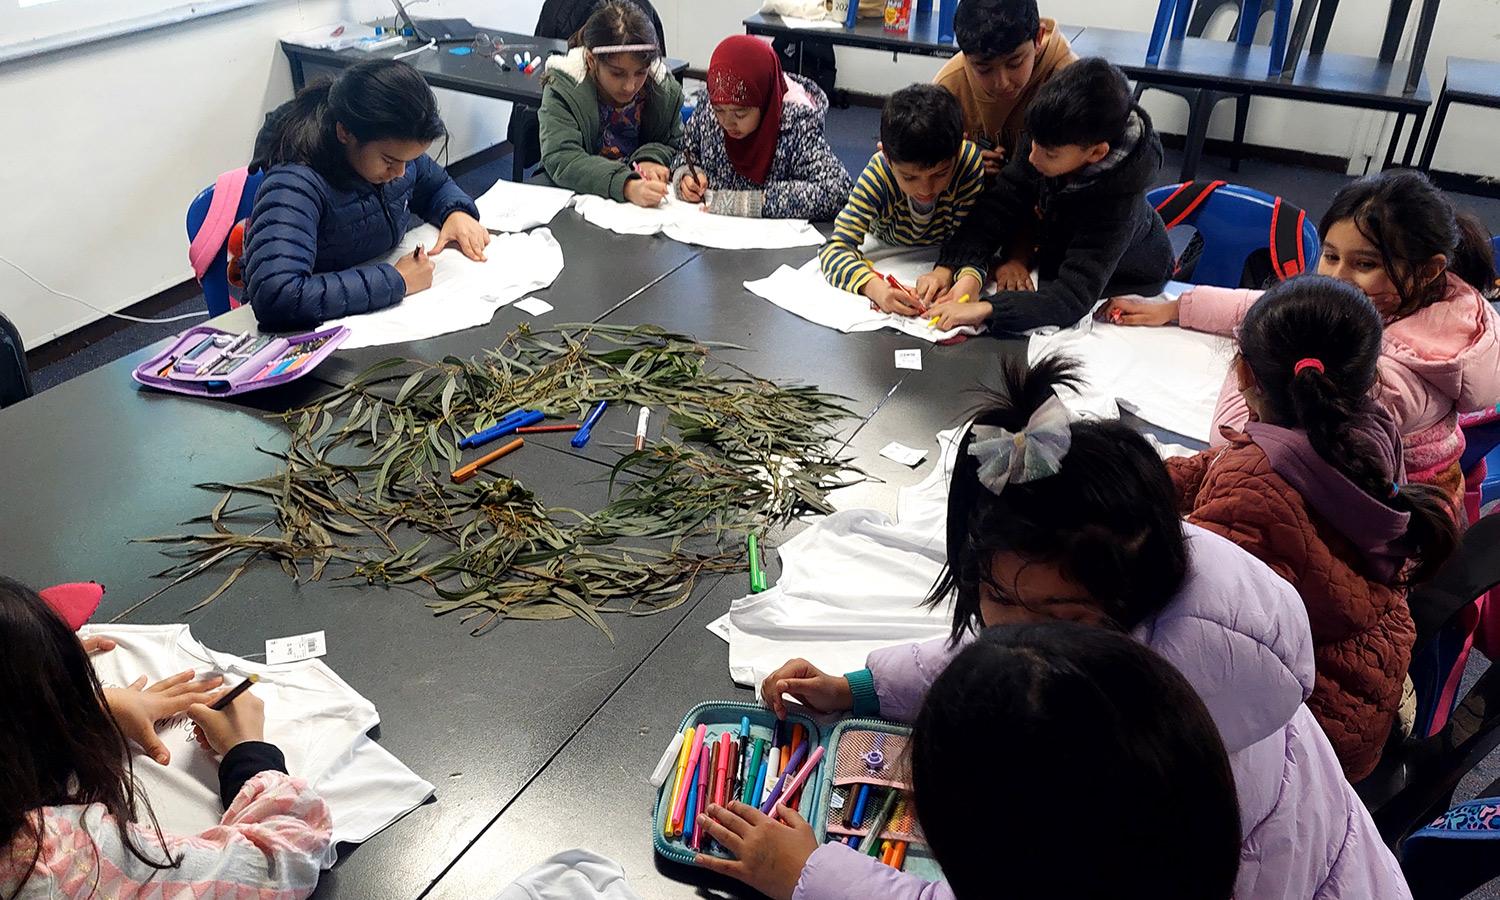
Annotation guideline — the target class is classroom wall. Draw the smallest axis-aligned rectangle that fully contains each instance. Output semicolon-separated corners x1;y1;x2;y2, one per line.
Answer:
0;0;542;349
655;0;1500;178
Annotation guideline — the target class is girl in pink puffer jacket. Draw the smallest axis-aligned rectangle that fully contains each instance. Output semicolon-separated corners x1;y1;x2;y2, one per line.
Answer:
1105;169;1500;516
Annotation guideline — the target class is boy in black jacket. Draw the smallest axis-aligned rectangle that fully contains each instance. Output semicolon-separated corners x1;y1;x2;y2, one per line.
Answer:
927;58;1173;333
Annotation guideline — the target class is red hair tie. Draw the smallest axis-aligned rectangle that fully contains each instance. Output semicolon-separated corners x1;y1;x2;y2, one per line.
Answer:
1293;358;1325;375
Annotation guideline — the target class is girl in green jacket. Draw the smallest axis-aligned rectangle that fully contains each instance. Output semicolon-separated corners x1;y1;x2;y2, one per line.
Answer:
537;2;684;208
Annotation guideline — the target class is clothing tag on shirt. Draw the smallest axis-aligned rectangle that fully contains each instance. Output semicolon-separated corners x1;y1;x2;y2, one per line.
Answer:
829;791;846;809
706;612;732;643
879;442;928;467
265;630;328;665
894;349;923;370
514;296;554;316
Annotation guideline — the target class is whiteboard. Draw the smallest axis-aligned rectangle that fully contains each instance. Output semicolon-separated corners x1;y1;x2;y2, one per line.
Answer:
0;0;274;64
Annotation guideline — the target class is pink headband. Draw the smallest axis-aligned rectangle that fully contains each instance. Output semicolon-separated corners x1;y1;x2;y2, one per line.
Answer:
592;43;656;54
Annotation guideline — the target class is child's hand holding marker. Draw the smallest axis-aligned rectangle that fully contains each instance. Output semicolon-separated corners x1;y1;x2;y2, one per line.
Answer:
928;293;988;330
913;267;954;306
1098;294;1180;326
394;245;435;294
864;275;925;317
626;164;671;208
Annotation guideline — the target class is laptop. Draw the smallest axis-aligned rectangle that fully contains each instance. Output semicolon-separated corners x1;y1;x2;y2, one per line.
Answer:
388;0;481;43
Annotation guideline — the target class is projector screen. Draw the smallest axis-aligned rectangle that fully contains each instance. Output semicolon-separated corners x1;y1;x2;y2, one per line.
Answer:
0;0;272;64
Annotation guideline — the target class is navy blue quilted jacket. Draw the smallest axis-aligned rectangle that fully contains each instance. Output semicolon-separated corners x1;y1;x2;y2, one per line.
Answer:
243;155;478;330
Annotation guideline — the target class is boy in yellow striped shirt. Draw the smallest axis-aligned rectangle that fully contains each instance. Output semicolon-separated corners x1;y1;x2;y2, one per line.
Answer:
818;85;986;316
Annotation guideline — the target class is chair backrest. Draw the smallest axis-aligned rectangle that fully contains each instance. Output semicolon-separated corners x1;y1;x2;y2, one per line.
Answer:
1148;181;1319;289
0;309;34;408
186;169;264;317
1356;513;1500;846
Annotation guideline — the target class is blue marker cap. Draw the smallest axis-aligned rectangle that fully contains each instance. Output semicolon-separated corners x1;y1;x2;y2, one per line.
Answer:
570;400;609;449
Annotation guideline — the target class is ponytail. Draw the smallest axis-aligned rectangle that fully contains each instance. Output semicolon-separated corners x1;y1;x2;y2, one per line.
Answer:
254;59;446;184
928;355;1188;641
1240;275;1458;585
1451;211;1498;298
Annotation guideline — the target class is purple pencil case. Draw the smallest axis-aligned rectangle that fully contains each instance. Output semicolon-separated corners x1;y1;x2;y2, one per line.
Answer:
131;324;349;396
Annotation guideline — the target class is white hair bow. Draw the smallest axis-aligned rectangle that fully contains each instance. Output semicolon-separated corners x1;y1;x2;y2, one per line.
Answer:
966;394;1073;494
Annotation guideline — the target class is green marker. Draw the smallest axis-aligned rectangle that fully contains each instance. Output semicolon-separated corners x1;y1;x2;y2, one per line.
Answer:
862;788;901;855
741;738;766;805
748;533;765;593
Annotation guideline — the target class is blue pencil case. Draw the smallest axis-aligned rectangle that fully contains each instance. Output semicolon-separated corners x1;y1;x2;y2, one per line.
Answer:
131;324;348;396
651;701;939;881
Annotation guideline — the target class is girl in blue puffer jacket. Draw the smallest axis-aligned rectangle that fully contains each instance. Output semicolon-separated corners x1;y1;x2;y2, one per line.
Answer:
243;59;487;330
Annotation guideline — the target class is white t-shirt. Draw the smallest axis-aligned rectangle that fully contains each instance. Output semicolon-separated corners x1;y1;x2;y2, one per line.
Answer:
80;623;434;866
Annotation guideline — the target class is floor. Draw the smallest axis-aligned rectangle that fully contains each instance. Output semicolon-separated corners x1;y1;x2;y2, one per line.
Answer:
24;102;1500;895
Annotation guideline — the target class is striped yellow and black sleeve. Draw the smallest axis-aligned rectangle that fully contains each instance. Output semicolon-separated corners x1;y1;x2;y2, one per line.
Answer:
948;142;989;287
818;153;896;294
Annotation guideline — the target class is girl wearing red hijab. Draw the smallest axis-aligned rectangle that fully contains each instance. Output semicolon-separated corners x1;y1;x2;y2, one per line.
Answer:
672;35;851;220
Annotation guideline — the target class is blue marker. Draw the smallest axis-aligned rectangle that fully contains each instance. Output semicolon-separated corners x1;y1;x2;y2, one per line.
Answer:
460;409;535;448
751;759;768;812
683;774;699;841
465;410;545;449
850;784;871;828
570;400;609;448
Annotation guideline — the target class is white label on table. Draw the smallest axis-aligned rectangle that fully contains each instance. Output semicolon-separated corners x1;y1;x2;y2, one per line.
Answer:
706;612;732;643
514;296;554;316
879;441;928;467
265;630;327;665
894;349;922;370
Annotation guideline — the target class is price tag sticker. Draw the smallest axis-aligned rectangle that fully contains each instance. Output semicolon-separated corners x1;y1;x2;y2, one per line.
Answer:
266;630;327;665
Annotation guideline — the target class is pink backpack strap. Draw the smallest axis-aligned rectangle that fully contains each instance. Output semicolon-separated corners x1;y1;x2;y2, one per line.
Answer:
189;167;251;281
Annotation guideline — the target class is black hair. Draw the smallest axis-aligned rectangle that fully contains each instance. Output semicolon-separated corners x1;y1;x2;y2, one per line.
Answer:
576;1;661;64
254;59;446;186
927;355;1189;641
911;621;1241;900
953;0;1042;61
1238;275;1458;583
1320;169;1497;319
1025;57;1132;148
0;577;179;900
881;84;966;168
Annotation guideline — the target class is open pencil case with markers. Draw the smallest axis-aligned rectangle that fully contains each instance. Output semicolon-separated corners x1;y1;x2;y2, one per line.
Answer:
131;324;349;396
652;701;940;880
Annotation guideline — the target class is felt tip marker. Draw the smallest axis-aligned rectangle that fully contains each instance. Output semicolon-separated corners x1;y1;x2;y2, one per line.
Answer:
671;723;708;834
571;400;609;448
210;673;259;710
450;437;523;484
651;730;685;788
691;736;711;850
664;726;694;837
770;745;825;822
634;407;650;452
759;741;809;814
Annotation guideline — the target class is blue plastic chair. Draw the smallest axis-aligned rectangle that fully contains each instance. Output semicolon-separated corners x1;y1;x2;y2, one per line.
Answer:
1147;0;1294;76
1146;182;1319;289
186;169;264;317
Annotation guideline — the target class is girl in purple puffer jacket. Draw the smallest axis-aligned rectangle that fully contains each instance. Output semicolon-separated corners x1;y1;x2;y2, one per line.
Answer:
692;355;1411;900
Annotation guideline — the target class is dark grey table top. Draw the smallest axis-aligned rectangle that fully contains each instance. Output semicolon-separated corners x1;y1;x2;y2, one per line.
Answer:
2;182;1198;900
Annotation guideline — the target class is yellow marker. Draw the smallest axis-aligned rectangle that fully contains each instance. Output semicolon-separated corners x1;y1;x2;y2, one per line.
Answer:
928;294;971;328
665;726;695;837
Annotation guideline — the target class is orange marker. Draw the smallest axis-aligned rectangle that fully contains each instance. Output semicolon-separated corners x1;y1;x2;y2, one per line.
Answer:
451;437;523;483
889;841;907;870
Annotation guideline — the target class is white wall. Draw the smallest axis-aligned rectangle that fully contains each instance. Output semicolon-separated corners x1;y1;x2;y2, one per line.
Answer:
0;0;541;348
656;0;1500;176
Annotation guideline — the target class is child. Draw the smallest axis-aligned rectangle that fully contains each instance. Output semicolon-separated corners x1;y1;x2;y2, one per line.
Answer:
538;1;684;209
927;59;1174;334
0;577;332;899
933;0;1077;176
671;35;851;220
244;59;487;332
695;622;1243;900
1106;170;1500;513
701;357;1410;900
818;84;986;315
1166;276;1457;781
